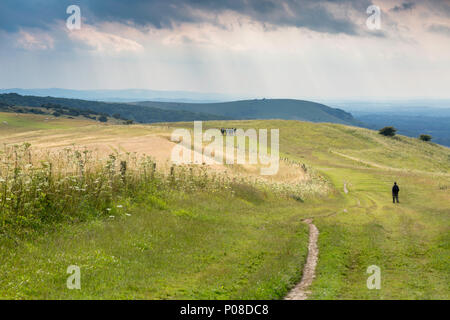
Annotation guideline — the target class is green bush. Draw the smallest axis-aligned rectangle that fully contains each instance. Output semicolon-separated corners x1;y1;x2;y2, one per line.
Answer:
419;134;432;142
379;126;397;137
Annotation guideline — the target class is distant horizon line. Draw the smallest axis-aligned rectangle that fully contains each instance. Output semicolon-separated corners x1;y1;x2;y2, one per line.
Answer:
1;88;450;102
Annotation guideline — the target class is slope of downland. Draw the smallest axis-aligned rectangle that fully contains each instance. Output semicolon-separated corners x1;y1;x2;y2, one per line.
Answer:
0;117;448;299
134;99;360;125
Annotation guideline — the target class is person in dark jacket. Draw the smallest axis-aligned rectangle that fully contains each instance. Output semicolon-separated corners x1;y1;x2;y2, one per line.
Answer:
392;182;400;203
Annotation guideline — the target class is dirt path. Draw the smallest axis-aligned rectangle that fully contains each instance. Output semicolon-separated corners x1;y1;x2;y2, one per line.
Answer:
285;199;348;300
286;175;355;300
284;218;319;300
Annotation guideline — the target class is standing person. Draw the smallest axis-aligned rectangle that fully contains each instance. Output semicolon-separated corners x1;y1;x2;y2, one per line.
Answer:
392;182;400;203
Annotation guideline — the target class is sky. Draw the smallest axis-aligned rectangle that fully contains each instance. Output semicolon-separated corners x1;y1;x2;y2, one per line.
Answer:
0;0;449;99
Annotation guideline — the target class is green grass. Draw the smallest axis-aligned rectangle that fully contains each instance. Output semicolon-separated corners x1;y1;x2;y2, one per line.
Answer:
309;169;449;299
0;112;94;132
0;117;449;299
0;184;313;299
168;120;449;299
0;140;316;299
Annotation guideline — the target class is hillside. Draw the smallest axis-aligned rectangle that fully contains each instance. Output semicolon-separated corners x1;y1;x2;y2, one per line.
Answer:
325;101;450;147
0;115;448;299
134;99;360;125
0;94;361;126
355;113;450;147
0;93;226;123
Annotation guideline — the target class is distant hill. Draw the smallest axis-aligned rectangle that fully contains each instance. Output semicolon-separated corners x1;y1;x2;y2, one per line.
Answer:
0;93;227;123
0;101;124;124
134;99;360;125
0;88;235;103
0;93;360;126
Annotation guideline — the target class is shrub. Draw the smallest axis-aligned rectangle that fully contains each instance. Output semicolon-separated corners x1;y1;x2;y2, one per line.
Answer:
0;145;164;235
0;102;11;109
66;109;80;116
30;108;45;115
379;126;397;137
98;115;108;122
419;134;432;142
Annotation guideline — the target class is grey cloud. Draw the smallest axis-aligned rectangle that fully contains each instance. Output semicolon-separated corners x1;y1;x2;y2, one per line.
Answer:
0;0;374;35
425;0;450;17
428;23;450;36
0;0;68;32
80;0;364;35
391;2;416;12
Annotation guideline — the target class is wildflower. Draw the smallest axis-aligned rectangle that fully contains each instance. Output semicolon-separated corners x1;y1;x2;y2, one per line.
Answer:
108;215;115;218
117;205;123;208
106;208;111;211
125;213;131;217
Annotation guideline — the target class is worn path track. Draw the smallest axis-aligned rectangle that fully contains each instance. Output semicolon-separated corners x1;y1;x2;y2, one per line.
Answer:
284;218;319;300
285;192;350;300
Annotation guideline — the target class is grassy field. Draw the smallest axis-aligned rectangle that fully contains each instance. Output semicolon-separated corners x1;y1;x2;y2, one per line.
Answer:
0;112;96;133
198;120;450;299
0;114;448;299
0;180;313;299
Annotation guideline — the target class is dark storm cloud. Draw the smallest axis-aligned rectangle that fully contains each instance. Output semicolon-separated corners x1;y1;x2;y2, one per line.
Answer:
0;0;68;32
0;0;372;35
391;2;416;12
